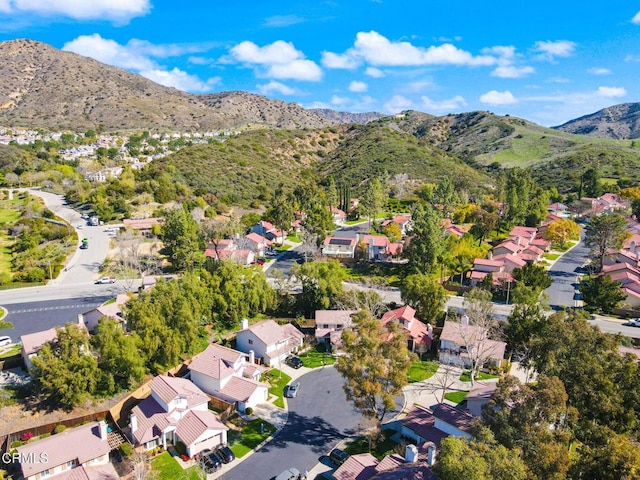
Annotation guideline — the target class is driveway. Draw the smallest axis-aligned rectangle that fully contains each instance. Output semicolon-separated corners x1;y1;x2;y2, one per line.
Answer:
219;367;390;480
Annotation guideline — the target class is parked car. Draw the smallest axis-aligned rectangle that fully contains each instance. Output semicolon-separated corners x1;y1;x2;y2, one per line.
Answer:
285;355;303;369
272;467;304;480
0;336;11;347
284;382;300;398
95;277;116;284
329;448;350;466
622;319;640;327
197;449;221;472
215;445;235;463
79;243;89;249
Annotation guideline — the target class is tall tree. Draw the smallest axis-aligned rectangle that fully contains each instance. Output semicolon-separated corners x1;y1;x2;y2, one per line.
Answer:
512;262;552;294
335;310;414;424
401;272;446;324
585;212;627;271
292;260;346;316
432;176;459;218
579;274;626;313
200;216;242;257
470;208;499;246
304;198;334;240
326;177;339;211
160;207;204;270
361;178;386;228
264;186;295;245
582;167;601;198
544;218;581;248
403;203;443;273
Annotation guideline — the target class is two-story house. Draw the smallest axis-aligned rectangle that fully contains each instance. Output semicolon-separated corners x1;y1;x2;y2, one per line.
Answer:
16;421;118;480
235;319;304;367
438;319;506;369
322;236;358;259
188;344;268;413
314;310;357;348
129;375;228;457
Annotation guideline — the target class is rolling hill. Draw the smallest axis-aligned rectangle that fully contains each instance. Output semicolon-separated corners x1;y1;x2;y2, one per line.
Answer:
553;103;640;140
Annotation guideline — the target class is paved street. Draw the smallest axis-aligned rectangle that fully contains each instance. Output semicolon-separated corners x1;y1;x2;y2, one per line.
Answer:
544;234;589;309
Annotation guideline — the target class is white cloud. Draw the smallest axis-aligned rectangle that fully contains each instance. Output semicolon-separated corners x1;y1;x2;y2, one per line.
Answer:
533;40;576;61
322;30;497;69
63;34;218;93
263;14;304;27
257;81;298;95
491;65;534;78
587;67;611;75
632;11;640;24
140;68;220;93
349;81;368;92
229;40;322;81
480;90;517;105
483;45;516;60
597;86;626;98
421;95;467;112
383;94;414;113
365;67;385;78
331;95;351;106
7;0;149;22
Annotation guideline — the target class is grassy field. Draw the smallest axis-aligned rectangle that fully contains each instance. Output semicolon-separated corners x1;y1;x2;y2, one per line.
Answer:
150;452;202;480
299;348;336;368
228;418;276;458
0;200;24;276
459;371;501;382
266;369;292;409
444;390;469;404
407;361;439;383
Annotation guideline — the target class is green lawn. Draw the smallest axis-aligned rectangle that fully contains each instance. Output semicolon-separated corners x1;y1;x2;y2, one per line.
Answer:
150;451;202;480
266;369;292;408
274;244;292;252
0;344;21;359
459;371;501;382
298;348;336;368
286;234;302;243
444;390;469;404
228;419;277;458
408;361;439;383
543;252;561;261
344;429;396;460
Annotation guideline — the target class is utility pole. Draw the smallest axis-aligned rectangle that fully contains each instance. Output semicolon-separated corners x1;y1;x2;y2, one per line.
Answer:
47;260;52;282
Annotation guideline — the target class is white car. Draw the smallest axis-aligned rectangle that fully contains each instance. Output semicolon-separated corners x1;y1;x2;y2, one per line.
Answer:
95;277;116;284
622;319;640;327
0;336;11;347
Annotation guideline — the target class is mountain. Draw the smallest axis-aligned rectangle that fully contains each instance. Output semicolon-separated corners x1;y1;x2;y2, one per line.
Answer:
310;109;385;124
553;103;640;139
0;39;336;131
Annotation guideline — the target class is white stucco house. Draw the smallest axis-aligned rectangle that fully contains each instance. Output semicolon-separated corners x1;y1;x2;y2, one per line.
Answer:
438;320;506;369
129;375;228;457
188;343;268;412
235;319;304;367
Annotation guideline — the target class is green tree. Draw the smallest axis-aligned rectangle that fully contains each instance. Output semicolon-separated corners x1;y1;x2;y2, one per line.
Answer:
582;167;601;198
32;324;99;409
512;262;552;294
632;198;640;221
326;177;339;211
292;260;346;316
403;203;443;273
574;429;640;480
264;186;294;245
401;273;446;324
470;208;499;246
432;176;459;218
361;178;386;228
585;212;627;271
160;207;204;270
304;198;334;240
335;310;414;423
92;318;146;392
505;300;546;366
580;274;626;313
544;218;581;248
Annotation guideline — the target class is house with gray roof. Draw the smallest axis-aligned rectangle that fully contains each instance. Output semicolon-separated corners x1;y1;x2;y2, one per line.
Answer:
235;319;304;367
128;375;228;457
188;343;268;413
16;421;118;480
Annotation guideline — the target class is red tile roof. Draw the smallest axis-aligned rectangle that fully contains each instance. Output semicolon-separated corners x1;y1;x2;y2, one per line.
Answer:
189;344;243;380
175;409;227;446
216;376;267;402
334;453;379;480
149;375;209;408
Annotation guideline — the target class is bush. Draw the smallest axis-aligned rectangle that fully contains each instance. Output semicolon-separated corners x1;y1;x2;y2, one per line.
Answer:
20;431;33;442
120;442;133;458
52;425;66;435
244;407;254;416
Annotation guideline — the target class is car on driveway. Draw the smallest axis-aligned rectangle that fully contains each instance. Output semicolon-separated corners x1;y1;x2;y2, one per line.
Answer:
622;319;640;327
0;336;11;347
329;448;349;466
95;277;116;284
285;355;303;369
272;467;304;480
284;382;300;398
215;445;235;463
198;450;220;474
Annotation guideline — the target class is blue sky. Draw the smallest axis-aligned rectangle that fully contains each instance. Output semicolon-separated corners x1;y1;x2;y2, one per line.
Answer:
1;1;639;126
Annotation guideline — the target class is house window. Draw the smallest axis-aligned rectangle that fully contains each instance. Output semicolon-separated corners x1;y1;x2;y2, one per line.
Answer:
41;469;51;478
66;459;78;468
248;339;253;345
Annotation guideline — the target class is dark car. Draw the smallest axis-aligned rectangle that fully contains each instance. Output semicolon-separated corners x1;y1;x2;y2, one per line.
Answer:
286;355;303;369
205;449;222;469
284;382;300;398
79;243;89;249
329;448;350;466
198;453;218;474
216;445;235;463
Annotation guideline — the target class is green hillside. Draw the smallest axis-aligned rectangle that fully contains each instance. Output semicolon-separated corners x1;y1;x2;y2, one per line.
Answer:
317;122;491;191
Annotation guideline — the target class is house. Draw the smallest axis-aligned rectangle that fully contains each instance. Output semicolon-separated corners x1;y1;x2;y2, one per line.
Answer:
251;221;286;243
21;318;86;371
78;293;130;332
492;240;520;257
508;226;537;245
16;421;118;480
129;375;228;457
592;193;627;214
438;320;506;369
235;319;304;367
492;253;526;272
322;236;358;259
381;306;433;353
399;405;449;447
381;215;413;235
314;310;357;348
205;240;255;265
244;232;272;257
122;217;163;235
547;202;568;214
465;382;498;417
330;206;348;224
188;344;268;413
362;234;391;261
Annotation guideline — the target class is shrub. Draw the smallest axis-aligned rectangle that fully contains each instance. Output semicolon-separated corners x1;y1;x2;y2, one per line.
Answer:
120;443;133;457
52;425;66;435
244;407;254;416
20;431;33;442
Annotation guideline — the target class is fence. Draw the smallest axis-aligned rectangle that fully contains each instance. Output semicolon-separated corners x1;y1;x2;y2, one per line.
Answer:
208;396;237;423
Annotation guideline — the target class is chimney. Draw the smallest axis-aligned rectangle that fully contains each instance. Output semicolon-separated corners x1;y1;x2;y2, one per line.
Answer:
426;444;437;466
405;444;418;463
241;318;249;330
99;421;108;440
129;412;137;434
249;350;255;364
488;251;493;260
427;323;434;339
461;314;470;326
